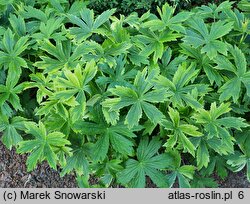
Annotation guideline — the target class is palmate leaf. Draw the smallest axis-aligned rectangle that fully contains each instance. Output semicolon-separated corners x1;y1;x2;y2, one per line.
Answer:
183;18;233;59
227;151;250;181
102;68;169;128
17;121;71;171
238;0;250;13
42;103;71;136
214;45;250;102
117;137;170;188
162;107;202;156
235;128;250;158
155;62;210;109
133;28;181;63
202;155;229;179
96;55;137;88
161;150;195;188
20;4;65;33
194;102;248;135
223;8;250;36
195;1;234;19
0;0;13;14
80;40;132;67
159;47;187;78
60;143;91;177
0;28;29;79
227;131;250;182
34;39;89;73
191;175;218;188
93;159;123;187
32;16;66;40
142;3;192;33
73;119;137;161
180;44;224;86
29;72;53;104
52;61;97;122
68;8;115;42
0;115;26;149
9;14;26;37
19;5;48;23
0;101;13;118
193;102;249;162
0;74;32;111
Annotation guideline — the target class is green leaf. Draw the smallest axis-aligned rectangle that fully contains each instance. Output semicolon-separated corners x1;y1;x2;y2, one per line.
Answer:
0;77;31;111
103;68;167;128
191;176;218;188
183;18;233;59
125;102;142;128
9;14;26;37
155;62;207;108
117;137;169;187
142;89;170;103
0;29;28;79
179;124;203;137
247;160;250;182
0;115;26;149
134;29;181;63
68;8;115;41
180;133;195;156
163;108;201;156
21;5;47;22
168;107;180;127
96;55;136;88
193;102;240;155
163;150;194;187
141;101;165;125
142;3;192;33
34;40;84;73
17;122;70;171
61;144;90;176
217;117;249;130
215;46;250;102
197;140;210;169
178;165;195;179
74;120;136;161
178;173;191;188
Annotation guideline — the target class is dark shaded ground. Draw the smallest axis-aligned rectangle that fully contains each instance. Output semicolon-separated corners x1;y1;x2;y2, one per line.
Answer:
0;142;77;188
0;142;249;188
217;171;250;188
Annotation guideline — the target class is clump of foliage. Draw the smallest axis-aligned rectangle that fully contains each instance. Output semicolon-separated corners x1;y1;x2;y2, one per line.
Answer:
0;0;250;188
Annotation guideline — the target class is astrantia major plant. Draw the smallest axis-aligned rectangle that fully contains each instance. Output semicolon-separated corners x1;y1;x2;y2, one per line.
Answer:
0;0;250;188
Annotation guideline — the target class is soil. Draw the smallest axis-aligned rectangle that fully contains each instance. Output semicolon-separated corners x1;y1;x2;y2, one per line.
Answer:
0;142;77;188
0;142;249;188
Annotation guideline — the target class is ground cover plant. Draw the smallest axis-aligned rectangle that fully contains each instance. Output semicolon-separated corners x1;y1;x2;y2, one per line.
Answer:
0;0;250;188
